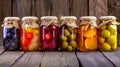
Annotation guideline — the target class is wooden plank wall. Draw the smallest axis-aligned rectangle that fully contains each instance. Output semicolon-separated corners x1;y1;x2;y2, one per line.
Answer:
0;0;120;46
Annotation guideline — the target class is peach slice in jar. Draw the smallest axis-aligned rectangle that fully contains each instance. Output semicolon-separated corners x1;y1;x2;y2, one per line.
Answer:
83;28;97;37
85;36;98;50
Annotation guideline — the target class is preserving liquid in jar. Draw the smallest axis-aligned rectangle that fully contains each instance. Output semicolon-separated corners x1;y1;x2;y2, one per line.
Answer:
40;16;59;51
2;17;20;50
21;17;40;51
59;16;78;51
98;16;119;51
78;16;98;51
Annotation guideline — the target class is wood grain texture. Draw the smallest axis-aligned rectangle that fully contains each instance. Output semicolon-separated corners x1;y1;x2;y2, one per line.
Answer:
0;0;11;40
0;47;4;54
89;0;108;18
77;51;114;67
108;0;120;21
11;52;44;67
12;0;32;18
102;47;120;67
32;0;50;18
41;52;79;67
71;0;88;22
50;0;69;17
0;51;24;67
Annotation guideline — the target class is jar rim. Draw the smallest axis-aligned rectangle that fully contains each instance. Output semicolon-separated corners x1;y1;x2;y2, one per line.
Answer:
80;16;97;21
41;16;57;20
99;16;116;20
22;16;38;21
4;17;20;21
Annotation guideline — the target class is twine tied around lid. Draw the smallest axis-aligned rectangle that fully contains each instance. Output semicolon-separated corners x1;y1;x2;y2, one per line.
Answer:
99;19;120;28
2;19;20;28
60;17;78;28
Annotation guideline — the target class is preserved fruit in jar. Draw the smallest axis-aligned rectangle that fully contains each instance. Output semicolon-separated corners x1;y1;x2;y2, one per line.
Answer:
2;17;20;50
40;16;59;51
21;16;40;51
78;16;98;51
59;16;78;51
99;16;119;51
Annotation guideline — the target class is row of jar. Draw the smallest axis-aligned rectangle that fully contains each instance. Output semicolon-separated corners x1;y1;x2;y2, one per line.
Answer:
2;16;119;51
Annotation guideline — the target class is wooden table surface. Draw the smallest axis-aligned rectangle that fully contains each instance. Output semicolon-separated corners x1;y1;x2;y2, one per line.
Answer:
0;47;120;67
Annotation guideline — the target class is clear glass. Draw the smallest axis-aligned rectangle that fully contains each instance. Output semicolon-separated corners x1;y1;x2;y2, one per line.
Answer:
98;24;117;51
21;18;40;51
40;25;59;51
3;18;20;51
59;25;77;51
78;24;98;51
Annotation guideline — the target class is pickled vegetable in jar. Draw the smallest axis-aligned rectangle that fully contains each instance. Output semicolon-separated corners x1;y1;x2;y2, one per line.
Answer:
40;16;59;51
98;16;119;51
21;17;40;51
59;16;78;51
78;16;98;51
2;17;20;50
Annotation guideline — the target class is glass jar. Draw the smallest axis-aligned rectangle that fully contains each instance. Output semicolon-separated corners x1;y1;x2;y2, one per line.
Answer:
2;17;20;50
99;16;119;51
59;16;78;51
78;16;98;51
21;16;40;51
40;16;59;51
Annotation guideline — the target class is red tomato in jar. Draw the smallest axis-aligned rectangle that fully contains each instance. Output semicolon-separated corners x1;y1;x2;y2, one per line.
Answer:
45;33;52;41
22;39;30;45
25;32;33;39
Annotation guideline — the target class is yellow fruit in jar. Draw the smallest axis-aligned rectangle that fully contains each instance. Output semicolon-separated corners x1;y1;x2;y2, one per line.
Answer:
100;24;107;30
99;37;105;44
83;28;97;37
101;30;110;38
108;25;117;35
62;42;68;49
68;34;76;40
111;44;117;50
107;35;117;45
26;27;33;32
102;43;111;51
34;29;40;35
29;43;39;50
85;36;97;50
64;29;70;36
59;35;67;41
67;46;73;51
69;41;77;48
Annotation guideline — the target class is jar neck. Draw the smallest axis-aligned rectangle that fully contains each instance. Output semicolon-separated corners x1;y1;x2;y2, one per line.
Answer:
61;20;78;28
41;19;58;26
80;20;98;28
99;19;119;28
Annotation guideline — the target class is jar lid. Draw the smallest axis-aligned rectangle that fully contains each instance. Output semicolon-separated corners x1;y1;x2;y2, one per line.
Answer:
41;16;57;20
4;17;20;21
80;16;97;21
99;16;116;20
22;16;38;21
60;16;77;21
